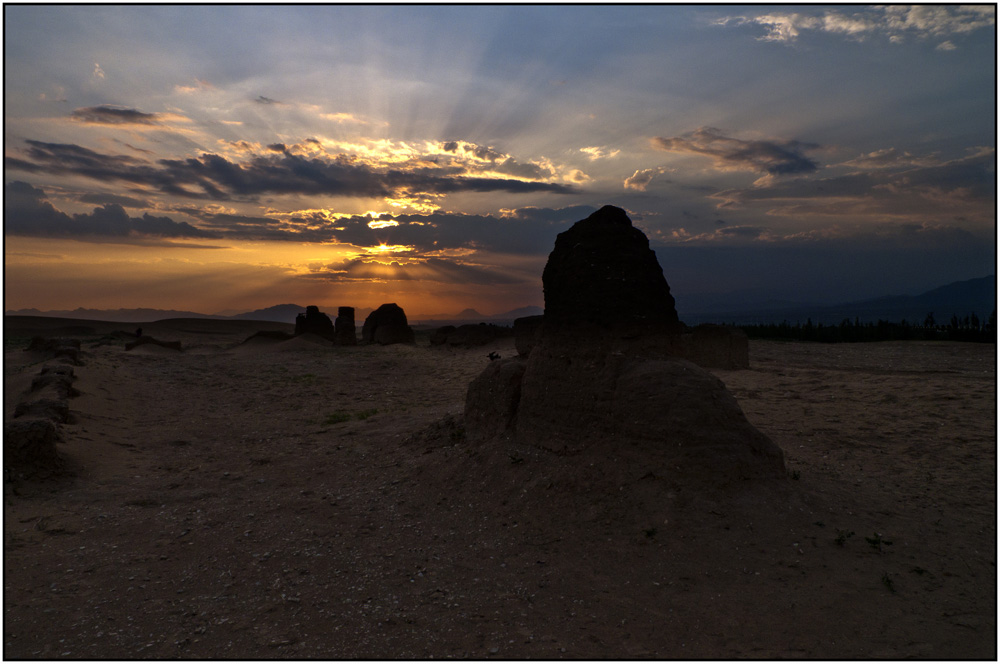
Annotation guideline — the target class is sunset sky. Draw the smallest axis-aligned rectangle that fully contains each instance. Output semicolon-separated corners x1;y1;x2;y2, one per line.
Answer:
4;4;995;317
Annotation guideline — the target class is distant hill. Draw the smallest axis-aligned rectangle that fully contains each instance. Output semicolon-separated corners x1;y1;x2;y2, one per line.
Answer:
228;304;307;324
411;305;543;326
2;307;225;323
681;276;996;326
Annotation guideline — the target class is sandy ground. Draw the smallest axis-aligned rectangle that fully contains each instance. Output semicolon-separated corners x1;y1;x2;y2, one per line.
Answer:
3;316;996;659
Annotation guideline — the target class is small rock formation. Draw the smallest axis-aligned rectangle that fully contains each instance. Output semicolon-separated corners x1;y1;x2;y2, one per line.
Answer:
27;337;82;365
465;205;785;484
335;306;358;346
294;305;336;341
430;323;513;347
4;418;63;474
362;303;415;345
7;359;82;478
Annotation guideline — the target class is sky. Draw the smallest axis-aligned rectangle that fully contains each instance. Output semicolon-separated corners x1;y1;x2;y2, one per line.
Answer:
4;4;996;317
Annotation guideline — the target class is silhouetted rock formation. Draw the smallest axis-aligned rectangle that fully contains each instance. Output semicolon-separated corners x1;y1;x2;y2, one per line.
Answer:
362;303;415;345
543;205;680;332
294;305;335;341
335;306;358;346
464;205;784;484
430;323;512;347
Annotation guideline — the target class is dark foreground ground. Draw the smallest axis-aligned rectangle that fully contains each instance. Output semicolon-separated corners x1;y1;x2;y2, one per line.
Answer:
3;316;996;659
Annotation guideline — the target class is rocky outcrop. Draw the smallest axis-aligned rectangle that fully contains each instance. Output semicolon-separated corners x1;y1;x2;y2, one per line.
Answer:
294;306;336;341
335;306;358;346
7;359;81;478
464;205;785;484
513;315;544;357
27;337;82;365
430;323;512;347
542;205;680;332
362;303;415;345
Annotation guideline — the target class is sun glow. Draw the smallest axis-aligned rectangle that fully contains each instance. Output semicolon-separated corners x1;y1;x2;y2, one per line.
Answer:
365;243;412;255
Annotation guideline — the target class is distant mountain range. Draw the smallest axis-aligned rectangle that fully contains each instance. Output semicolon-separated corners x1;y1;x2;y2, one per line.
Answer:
5;277;993;327
678;276;996;326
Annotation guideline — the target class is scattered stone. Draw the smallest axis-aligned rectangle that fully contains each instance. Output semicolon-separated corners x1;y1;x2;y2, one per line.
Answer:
334;306;358;346
294;306;335;341
362;303;415;345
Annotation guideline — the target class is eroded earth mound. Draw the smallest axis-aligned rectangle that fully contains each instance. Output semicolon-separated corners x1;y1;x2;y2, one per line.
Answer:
465;205;785;484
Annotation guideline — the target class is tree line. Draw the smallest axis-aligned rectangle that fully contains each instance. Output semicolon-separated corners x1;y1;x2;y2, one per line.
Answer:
735;311;996;343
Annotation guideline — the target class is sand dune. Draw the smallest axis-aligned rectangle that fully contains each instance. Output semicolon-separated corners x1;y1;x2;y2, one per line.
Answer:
3;315;996;659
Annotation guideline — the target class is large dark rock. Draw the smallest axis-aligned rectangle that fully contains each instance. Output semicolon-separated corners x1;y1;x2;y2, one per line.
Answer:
294;306;335;341
542;205;679;331
362;303;415;345
334;306;358;346
513;315;544;357
464;205;784;485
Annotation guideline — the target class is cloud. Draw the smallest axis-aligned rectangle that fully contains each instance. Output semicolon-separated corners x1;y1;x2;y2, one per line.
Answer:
837;148;941;170
92;62;105;80
7;139;577;201
718;5;995;46
652;127;818;176
71;105;160;125
78;192;151;208
580;146;621;161
254;95;284;105
4;181;220;241
710;148;995;223
304;256;524;285
176;204;595;255
624;167;669;191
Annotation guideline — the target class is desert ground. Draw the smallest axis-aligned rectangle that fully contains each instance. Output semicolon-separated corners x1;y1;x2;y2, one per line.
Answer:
3;315;996;659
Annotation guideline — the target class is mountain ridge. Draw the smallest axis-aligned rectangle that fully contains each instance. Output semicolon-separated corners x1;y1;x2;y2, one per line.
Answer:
5;277;993;326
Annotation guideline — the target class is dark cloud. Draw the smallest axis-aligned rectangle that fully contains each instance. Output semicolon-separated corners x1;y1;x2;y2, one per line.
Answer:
4;181;219;241
70;105;159;125
7;140;577;200
267;143;287;152
303;256;525;285
653;127;818;175
78;192;150;208
255;96;283;105
177;204;594;254
712;149;995;221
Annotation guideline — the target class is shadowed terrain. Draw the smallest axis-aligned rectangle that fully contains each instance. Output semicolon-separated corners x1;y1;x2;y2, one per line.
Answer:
3;315;995;659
